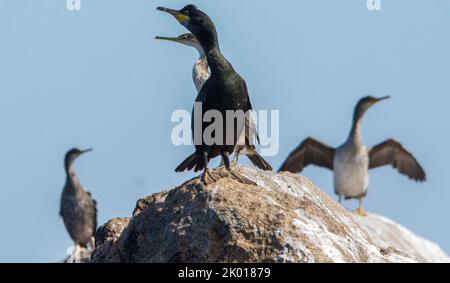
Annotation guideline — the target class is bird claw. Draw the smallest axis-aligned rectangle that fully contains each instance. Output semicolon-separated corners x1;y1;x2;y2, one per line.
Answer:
201;167;256;186
201;170;220;185
353;207;368;216
229;169;257;186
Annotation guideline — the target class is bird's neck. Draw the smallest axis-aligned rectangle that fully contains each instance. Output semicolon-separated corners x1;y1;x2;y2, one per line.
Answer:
195;46;206;59
195;55;208;70
196;28;219;55
65;164;80;188
205;48;233;76
348;116;363;146
194;29;232;75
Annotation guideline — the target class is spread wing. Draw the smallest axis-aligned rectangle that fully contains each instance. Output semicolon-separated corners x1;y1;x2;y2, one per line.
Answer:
369;139;426;181
279;137;335;173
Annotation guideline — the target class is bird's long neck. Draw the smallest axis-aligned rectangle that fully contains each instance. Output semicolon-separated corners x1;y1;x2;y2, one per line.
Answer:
206;48;233;76
196;32;232;76
347;112;364;147
65;162;80;188
195;45;206;59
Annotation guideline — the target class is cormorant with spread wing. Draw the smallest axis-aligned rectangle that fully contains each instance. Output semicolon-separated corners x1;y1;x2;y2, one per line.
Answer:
279;96;426;215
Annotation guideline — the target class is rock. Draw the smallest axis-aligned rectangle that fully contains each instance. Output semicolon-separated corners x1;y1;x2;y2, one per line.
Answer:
91;217;130;262
91;166;446;263
355;213;450;263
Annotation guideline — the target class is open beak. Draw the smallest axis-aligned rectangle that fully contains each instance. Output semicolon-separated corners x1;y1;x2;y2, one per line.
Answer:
157;6;190;24
155;36;184;44
81;148;93;154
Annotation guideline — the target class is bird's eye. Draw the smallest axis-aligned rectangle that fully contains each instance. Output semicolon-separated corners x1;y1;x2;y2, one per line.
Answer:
184;11;190;16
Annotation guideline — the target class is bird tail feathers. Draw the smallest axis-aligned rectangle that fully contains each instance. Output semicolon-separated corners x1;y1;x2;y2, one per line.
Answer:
247;153;272;171
175;152;205;173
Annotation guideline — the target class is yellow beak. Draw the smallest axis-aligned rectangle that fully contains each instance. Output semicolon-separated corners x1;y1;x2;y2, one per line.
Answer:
157;7;190;24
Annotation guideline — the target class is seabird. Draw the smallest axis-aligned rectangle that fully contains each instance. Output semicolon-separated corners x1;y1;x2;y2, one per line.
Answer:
158;5;271;184
279;96;426;215
155;33;272;171
60;148;97;261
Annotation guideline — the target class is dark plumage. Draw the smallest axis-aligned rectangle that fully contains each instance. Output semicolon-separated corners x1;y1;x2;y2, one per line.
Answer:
234;115;272;171
158;5;266;183
279;137;335;173
369;139;426;181
155;33;272;171
60;148;96;251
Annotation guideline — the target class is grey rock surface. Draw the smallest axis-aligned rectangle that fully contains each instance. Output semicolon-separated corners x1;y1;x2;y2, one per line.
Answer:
90;167;449;263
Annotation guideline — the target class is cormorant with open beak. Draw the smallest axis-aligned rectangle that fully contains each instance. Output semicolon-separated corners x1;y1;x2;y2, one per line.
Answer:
60;148;96;262
279;96;426;215
158;5;270;184
155;33;272;171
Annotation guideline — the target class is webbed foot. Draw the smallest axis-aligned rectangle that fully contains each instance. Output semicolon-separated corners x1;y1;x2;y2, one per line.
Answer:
353;207;368;216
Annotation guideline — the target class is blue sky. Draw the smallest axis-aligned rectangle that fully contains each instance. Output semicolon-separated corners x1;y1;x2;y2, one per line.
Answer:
0;0;449;262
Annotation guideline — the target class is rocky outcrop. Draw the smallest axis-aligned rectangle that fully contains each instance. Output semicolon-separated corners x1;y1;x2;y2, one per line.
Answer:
355;214;450;263
91;217;130;262
91;167;447;263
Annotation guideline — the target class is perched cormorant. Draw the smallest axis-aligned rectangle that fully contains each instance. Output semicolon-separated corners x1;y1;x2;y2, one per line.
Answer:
279;96;426;215
155;33;272;171
158;5;271;184
60;148;96;262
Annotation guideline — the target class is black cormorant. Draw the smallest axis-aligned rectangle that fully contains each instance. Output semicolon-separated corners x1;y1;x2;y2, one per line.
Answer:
155;33;272;171
158;5;271;184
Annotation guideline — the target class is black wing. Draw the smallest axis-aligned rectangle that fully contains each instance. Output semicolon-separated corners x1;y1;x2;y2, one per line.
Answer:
278;137;335;173
369;139;426;181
